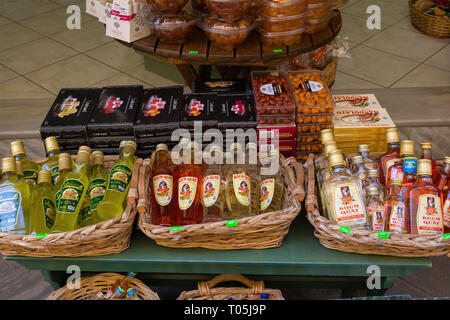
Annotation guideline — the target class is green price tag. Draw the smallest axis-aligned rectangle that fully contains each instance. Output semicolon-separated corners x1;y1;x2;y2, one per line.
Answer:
273;49;283;53
226;220;238;227
188;51;198;54
339;226;351;234
443;233;450;239
378;231;390;239
35;233;47;238
170;226;182;231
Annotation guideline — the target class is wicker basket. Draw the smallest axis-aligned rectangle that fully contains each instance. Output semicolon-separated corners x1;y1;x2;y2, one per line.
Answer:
304;153;450;257
136;154;305;249
0;155;142;257
409;0;450;38
322;58;338;88
177;274;285;300
47;272;160;300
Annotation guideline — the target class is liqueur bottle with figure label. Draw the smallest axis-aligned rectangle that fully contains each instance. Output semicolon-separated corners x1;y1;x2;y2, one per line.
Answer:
41;137;61;185
260;150;284;214
358;144;378;170
366;186;385;231
10;140;40;186
351;155;369;191
364;169;387;202
433;156;449;191
384;179;407;234
29;170;55;234
406;159;444;235
386;140;415;193
53;153;72;208
245;143;261;216
378;128;401;187
323;150;369;230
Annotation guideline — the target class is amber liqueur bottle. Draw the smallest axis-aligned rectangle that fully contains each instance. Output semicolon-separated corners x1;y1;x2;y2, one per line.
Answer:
384;179;407;234
419;142;437;178
378;128;401;187
386;140;414;193
151;144;173;226
433;156;450;191
406;159;444;235
437;157;450;232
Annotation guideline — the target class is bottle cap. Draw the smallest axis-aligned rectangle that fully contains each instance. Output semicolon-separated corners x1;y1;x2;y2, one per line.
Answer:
230;142;243;153
155;144;168;152
58;154;72;170
386;128;400;143
367;169;379;178
128;272;137;277
44;137;60;152
116;286;125;295
92;153;104;166
358;144;370;153
444;156;450;164
121;140;137;154
351;155;364;165
400;140;414;156
15;160;23;176
320;129;334;143
366;186;380;196
38;169;52;184
79;145;92;154
2;157;16;173
75;150;91;164
390;179;402;186
420;142;432;150
10;140;26;156
323;142;338;158
417;159;432;176
328;150;345;167
127;288;136;295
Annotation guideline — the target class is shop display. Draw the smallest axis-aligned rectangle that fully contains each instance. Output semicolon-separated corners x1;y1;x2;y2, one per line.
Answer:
205;0;252;22
150;12;197;44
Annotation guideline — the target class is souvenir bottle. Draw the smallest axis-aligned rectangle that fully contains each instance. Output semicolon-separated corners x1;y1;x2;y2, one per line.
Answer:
365;169;387;202
315;129;335;167
358;144;377;170
384;179;407;234
351;155;369;191
366;186;385;231
260;149;284;214
41;137;61;185
441;181;450;233
10;140;40;186
378;128;401;187
53;153;73;208
104;272;137;299
29;170;55;234
386;140;415;192
433;156;450;191
245;143;261;216
420;142;437;178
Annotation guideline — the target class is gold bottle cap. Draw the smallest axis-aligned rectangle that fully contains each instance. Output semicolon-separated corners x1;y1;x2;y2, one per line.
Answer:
79;145;92;154
420;142;432;150
444;156;450;164
59;152;71;159
366;186;380;196
386;128;400;143
37;169;52;184
44;136;60;152
10;140;26;156
367;169;379;178
351;155;364;165
155;144;168;152
121;140;137;152
323;143;338;158
400;140;414;156
75;150;91;164
390;179;402;186
58;154;72;170
358;144;370;153
92;153;104;166
2;157;16;173
15;160;23;176
417;159;432;176
320;129;335;143
328;150;345;167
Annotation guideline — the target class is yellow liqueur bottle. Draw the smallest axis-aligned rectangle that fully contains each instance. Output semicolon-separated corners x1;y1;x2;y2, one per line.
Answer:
10;140;40;186
29;170;55;234
51;149;91;233
97;141;137;221
0;158;30;234
41;137;61;185
54;153;73;208
260;150;284;214
15;159;24;180
323;150;369;230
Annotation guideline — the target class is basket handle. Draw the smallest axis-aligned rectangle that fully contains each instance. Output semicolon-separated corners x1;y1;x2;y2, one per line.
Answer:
137;159;152;215
284;157;305;202
198;274;264;296
305;153;319;212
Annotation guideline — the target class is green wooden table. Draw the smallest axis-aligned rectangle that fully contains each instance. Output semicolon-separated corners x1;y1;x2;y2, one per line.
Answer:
5;213;430;298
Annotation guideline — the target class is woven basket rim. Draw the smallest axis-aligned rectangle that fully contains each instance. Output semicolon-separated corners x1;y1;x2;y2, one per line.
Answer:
408;0;450;38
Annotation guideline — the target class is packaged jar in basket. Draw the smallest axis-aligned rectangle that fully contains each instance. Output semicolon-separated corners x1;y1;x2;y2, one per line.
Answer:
259;0;306;17
150;12;197;44
198;15;256;51
305;13;331;34
288;70;334;114
205;0;252;22
258;27;305;47
306;1;331;19
257;10;306;32
147;0;188;14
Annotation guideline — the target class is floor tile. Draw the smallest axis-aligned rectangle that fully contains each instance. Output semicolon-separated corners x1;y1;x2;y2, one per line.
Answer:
341;0;361;9
50;20;113;52
0;65;19;83
126;64;181;87
332;71;383;89
0;16;12;26
339;12;385;44
0;38;78;74
25;54;120;94
343;0;410;27
338;45;420;87
363;25;449;62
391;64;450;88
0;0;61;21
85;41;144;72
90;72;151;87
392;15;420;33
424;44;450;72
0;76;54;99
0;22;43;52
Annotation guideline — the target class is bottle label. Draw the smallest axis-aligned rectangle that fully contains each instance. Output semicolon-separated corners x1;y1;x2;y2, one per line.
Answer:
202;175;220;208
403;157;417;173
368;205;385;231
42;197;56;229
385;158;401;183
153;175;173;207
55;190;61;208
0;191;21;232
233;174;251;207
332;183;367;227
298;80;323;92
443;199;450;228
107;164;132;193
50;165;59;185
260;178;275;211
260;83;282;96
389;204;406;233
88;178;107;210
178;176;198;210
416;194;443;235
23;170;38;185
58;179;84;214
79;195;91;223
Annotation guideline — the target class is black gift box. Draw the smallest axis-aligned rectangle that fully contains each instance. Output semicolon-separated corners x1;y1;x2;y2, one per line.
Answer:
180;93;218;132
40;88;101;140
87;85;143;137
192;79;249;93
133;86;184;139
217;93;257;131
88;136;134;149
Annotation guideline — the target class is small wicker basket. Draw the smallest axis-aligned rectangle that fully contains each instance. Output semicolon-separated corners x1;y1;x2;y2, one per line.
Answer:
409;0;450;38
47;272;160;300
304;153;450;257
136;154;305;250
322;58;338;88
0;155;142;257
177;274;285;300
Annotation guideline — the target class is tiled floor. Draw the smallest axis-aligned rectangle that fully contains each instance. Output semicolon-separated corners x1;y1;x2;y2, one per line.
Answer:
0;0;448;99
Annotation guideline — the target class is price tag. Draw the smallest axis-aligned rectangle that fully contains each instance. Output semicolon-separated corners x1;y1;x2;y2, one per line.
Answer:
35;233;47;238
226;220;238;227
188;51;198;54
273;49;283;53
170;226;182;231
378;231;390;239
339;226;351;234
443;233;450;239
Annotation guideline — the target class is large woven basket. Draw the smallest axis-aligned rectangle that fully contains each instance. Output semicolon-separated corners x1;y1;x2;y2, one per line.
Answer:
47;272;160;300
304;153;450;257
136;154;305;249
0;155;142;257
409;0;450;38
177;274;285;300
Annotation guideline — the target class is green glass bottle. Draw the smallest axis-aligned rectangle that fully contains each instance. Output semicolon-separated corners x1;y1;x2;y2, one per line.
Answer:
29;170;55;234
41;137;61;185
97;141;137;221
54;153;73;209
10;140;40;186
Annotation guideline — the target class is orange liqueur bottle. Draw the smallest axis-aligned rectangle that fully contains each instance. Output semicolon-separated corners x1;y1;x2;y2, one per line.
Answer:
407;159;444;235
433;156;450;191
386;140;414;193
384;179;407;234
151;144;173;226
378;128;401;187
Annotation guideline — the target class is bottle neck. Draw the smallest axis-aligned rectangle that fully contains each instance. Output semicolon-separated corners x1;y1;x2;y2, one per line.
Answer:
416;174;432;183
2;171;17;181
387;141;400;151
14;154;26;161
155;151;169;168
390;185;401;196
331;165;347;175
401;153;414;160
420;149;432;160
48;149;60;158
91;164;105;175
74;161;88;174
38;181;52;190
